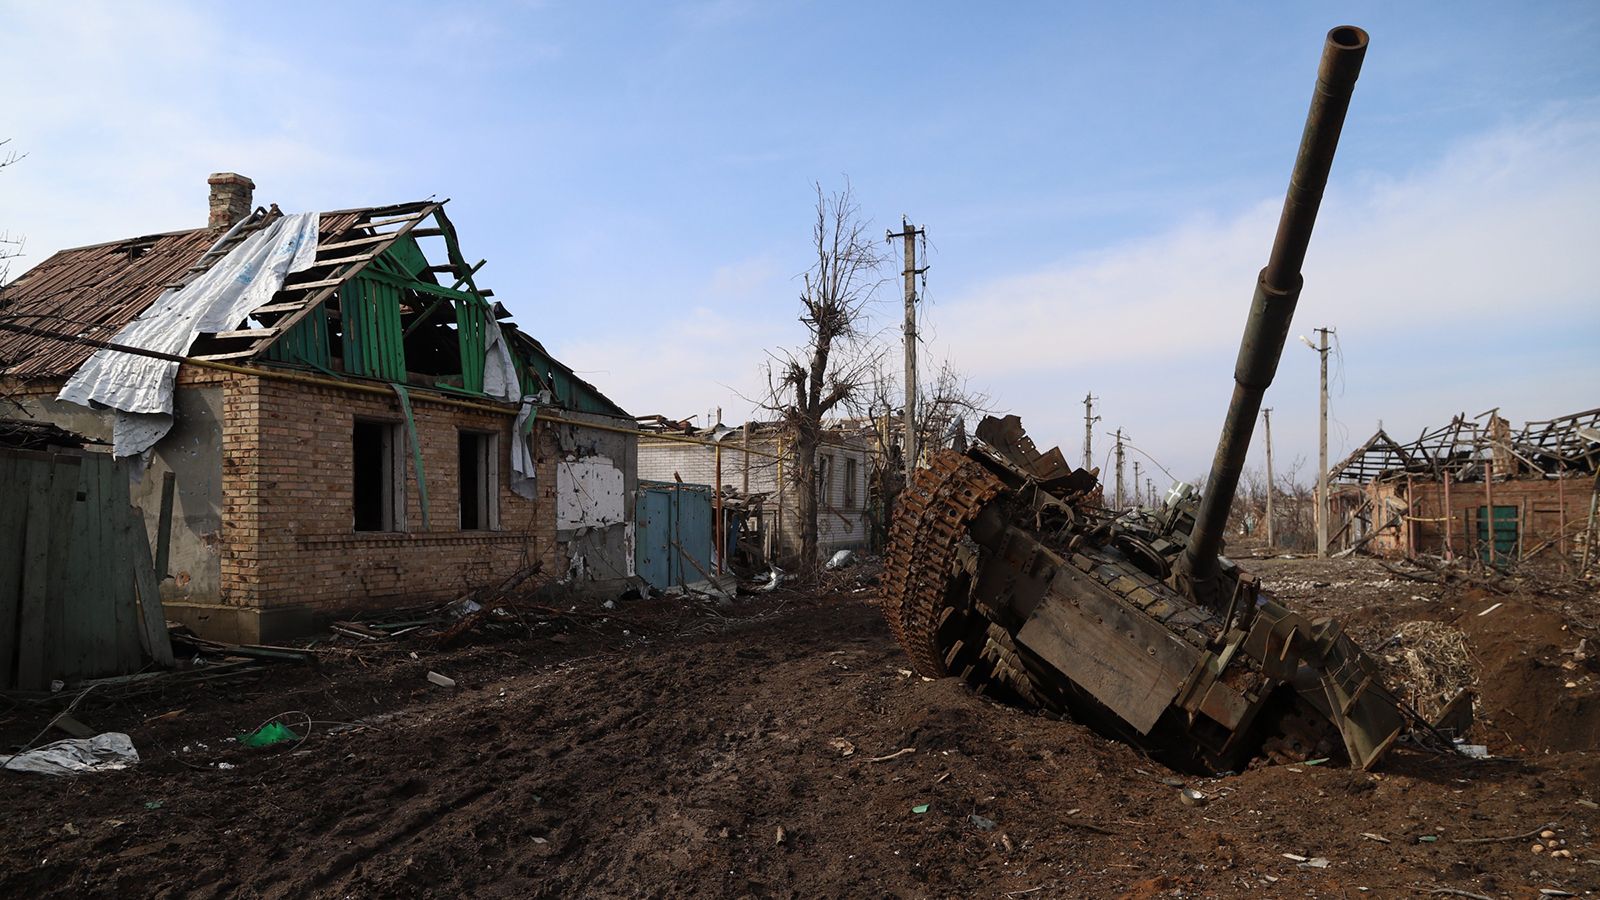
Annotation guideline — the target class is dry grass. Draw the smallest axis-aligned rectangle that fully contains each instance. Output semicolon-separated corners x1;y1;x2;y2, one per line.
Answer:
1374;621;1479;722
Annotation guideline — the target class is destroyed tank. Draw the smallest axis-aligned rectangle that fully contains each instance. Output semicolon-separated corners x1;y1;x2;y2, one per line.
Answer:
882;26;1416;774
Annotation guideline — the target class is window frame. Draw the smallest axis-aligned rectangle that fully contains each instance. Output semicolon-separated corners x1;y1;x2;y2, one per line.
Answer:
353;418;406;533
458;428;501;531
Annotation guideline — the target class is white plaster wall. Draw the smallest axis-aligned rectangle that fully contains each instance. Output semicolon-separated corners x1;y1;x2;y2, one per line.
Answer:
556;455;626;529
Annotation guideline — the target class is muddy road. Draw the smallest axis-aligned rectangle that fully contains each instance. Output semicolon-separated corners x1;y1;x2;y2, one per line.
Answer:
1;561;1597;898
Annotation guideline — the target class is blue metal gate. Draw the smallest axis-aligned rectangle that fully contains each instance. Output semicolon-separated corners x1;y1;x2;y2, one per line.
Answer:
634;481;715;591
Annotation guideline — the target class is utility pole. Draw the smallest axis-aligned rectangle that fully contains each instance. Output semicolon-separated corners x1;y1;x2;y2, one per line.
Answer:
1082;393;1099;471
1114;428;1126;509
1263;407;1276;549
888;217;926;485
1313;327;1332;558
1132;460;1142;508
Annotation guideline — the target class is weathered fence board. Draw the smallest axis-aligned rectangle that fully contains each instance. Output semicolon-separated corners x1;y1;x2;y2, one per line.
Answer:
0;449;173;689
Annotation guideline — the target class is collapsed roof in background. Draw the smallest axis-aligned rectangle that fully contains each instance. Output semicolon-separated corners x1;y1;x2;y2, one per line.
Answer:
1330;406;1600;484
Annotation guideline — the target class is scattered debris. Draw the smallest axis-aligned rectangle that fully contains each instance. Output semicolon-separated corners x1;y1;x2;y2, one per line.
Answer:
49;713;96;739
911;804;930;815
238;722;300;750
827;737;855;757
1179;789;1208;808
1454;821;1560;845
0;733;139;776
1370;622;1478;723
426;671;458;689
969;814;997;831
825;550;858;571
866;747;916;763
1361;833;1390;844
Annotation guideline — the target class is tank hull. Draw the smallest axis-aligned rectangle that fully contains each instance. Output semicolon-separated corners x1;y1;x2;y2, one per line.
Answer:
882;420;1406;773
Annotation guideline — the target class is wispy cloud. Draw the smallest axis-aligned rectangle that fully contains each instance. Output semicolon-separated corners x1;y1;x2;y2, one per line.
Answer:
934;109;1600;376
915;109;1600;475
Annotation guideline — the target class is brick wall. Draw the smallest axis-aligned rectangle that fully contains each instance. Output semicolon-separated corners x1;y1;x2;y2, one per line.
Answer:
221;373;564;613
1355;474;1593;562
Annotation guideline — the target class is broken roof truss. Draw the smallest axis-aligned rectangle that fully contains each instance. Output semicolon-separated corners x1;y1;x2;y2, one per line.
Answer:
1330;406;1600;484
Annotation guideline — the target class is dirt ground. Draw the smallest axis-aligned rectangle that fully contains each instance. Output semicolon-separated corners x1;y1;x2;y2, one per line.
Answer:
2;557;1598;899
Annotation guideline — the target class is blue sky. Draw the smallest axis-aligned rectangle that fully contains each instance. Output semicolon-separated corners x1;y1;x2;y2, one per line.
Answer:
3;2;1597;483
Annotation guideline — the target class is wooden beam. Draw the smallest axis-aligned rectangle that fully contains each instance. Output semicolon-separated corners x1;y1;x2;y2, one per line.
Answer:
248;203;443;358
357;211;429;230
293;251;379;272
204;328;280;341
155;471;175;581
316;233;402;252
250;302;306;315
125;499;175;668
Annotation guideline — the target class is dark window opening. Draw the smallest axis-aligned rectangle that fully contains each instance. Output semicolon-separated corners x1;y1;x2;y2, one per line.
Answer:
354;420;402;531
459;431;497;530
844;457;858;508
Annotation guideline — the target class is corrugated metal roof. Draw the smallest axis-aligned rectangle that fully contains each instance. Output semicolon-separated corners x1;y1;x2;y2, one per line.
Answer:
0;201;633;421
0;208;387;378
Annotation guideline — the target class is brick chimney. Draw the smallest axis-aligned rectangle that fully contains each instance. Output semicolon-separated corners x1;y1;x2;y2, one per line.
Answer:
207;172;255;230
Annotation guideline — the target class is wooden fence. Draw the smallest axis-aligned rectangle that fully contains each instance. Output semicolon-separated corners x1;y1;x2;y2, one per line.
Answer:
0;449;174;690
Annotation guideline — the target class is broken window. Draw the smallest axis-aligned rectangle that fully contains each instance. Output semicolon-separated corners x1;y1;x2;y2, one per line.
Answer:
818;454;833;508
844;457;858;508
459;430;499;530
353;420;404;531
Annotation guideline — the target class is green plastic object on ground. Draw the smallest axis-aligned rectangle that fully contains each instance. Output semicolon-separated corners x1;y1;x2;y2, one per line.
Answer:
239;722;300;749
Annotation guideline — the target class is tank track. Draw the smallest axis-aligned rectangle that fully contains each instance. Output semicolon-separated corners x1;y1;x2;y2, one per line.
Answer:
881;452;1006;678
884;450;1220;688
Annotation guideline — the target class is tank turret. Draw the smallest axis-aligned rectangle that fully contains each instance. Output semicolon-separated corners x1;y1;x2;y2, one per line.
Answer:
880;27;1433;774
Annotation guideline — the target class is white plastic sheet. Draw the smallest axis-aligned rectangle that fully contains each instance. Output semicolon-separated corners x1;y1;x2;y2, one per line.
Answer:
58;213;320;456
483;319;521;402
486;319;543;499
0;732;140;776
511;399;538;499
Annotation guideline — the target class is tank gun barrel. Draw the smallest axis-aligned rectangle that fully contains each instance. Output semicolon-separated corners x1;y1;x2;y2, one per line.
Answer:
1183;26;1368;585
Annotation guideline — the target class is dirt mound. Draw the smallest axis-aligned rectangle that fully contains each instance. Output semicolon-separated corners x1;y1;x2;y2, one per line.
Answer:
1452;595;1600;754
1351;586;1600;756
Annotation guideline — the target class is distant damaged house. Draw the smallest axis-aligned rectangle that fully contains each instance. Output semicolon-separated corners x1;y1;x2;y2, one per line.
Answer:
0;174;636;642
636;420;874;565
1326;407;1599;565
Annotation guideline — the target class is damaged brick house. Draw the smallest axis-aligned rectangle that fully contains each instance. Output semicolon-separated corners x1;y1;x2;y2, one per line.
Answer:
1326;408;1599;564
0;174;637;642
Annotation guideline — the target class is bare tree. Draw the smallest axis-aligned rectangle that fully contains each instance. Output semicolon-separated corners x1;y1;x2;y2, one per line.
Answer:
855;356;994;545
916;358;992;454
0;139;25;287
763;183;887;571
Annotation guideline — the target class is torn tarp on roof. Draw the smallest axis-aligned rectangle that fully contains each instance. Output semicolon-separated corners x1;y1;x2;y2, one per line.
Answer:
57;213;320;457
